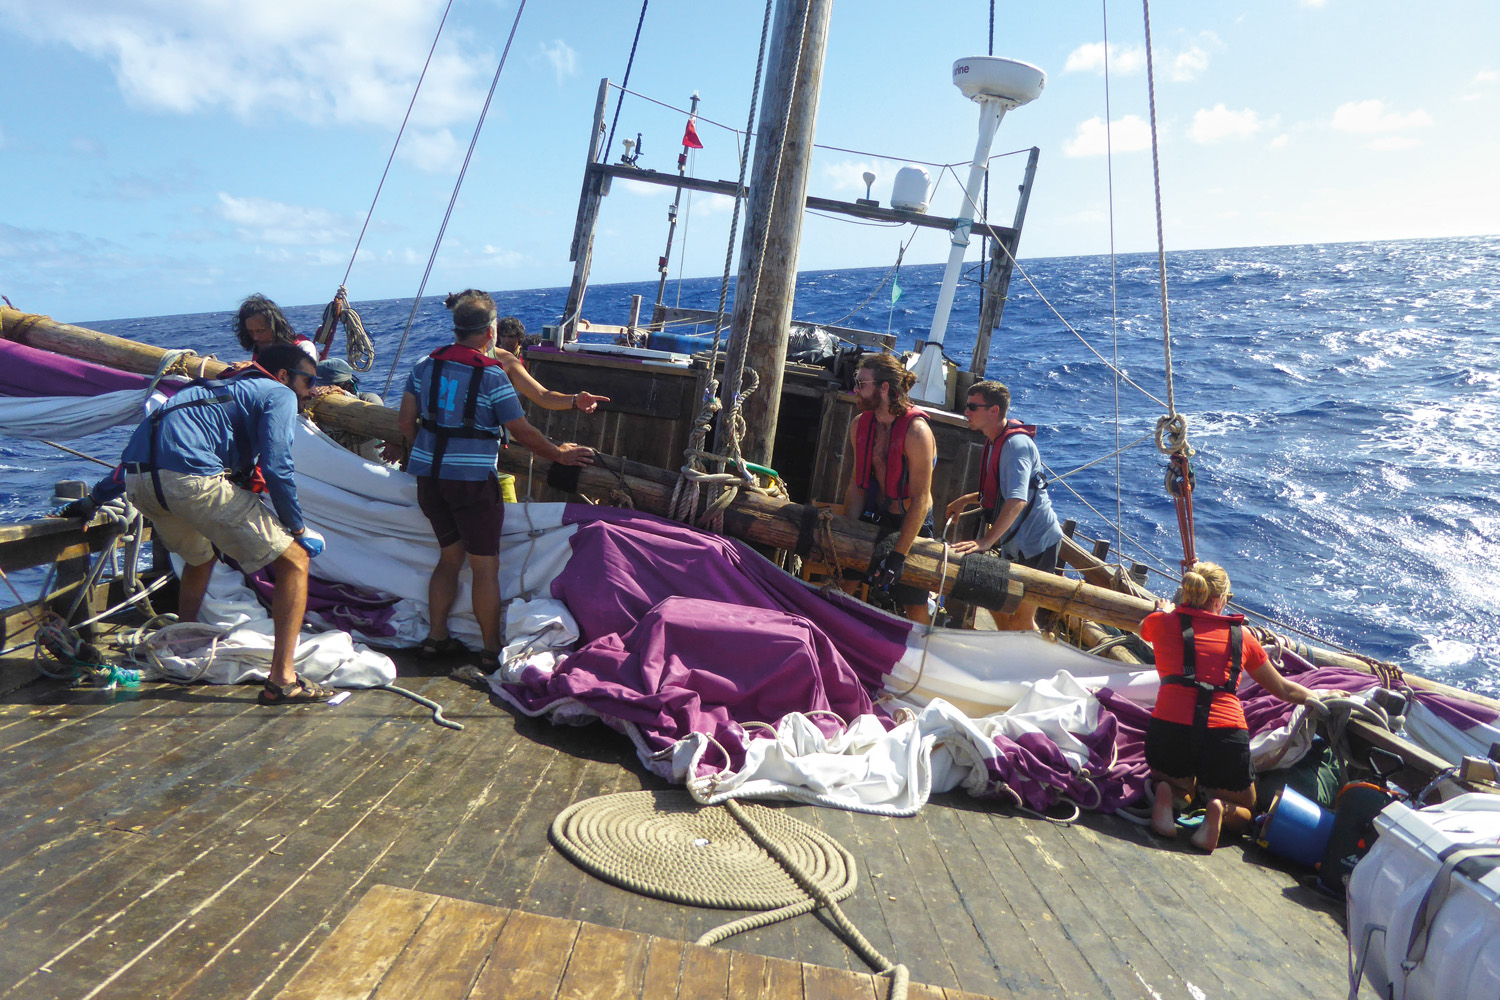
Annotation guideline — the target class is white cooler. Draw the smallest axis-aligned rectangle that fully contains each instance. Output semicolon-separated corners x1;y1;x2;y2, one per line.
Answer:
1347;794;1500;1000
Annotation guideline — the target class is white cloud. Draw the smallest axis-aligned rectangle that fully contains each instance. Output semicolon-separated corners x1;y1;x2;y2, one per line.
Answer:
215;192;353;245
1474;70;1498;84
1365;135;1421;152
822;159;881;194
1170;46;1210;83
1189;104;1278;143
1331;99;1433;133
69;136;106;157
398;128;466;174
540;40;577;86
1270;134;1289;148
0;1;493;131
1062;115;1152;157
1063;42;1144;76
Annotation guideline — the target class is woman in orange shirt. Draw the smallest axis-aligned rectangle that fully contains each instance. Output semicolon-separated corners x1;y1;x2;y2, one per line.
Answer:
1143;561;1318;852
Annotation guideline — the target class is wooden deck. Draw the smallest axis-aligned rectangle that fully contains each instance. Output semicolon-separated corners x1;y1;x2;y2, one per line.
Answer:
275;885;990;1000
0;653;1366;1000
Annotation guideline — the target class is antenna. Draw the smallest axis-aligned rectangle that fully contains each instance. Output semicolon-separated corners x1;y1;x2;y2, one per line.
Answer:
910;56;1045;408
858;170;878;208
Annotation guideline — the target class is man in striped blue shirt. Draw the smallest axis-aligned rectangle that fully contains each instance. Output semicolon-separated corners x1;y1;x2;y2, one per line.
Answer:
397;289;593;668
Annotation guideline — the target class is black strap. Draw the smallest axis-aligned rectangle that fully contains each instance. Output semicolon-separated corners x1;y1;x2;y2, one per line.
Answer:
422;359;503;478
1164;613;1244;758
794;502;820;558
425;359;450;477
145;389;234;511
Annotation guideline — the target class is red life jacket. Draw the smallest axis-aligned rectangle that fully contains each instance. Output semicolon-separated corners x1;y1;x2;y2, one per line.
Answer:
978;419;1037;513
853;407;930;508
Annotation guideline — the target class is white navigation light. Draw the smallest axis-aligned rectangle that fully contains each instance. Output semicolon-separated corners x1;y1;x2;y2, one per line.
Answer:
910;54;1045;409
952;56;1046;107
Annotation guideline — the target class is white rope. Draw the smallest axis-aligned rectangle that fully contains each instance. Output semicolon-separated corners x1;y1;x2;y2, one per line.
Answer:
1141;0;1177;417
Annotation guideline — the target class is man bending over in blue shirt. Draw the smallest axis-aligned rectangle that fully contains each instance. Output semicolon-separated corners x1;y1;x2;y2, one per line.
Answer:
90;343;331;703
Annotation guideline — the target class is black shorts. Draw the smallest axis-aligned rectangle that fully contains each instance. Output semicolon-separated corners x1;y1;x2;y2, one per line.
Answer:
417;474;504;557
1144;717;1254;792
1015;539;1061;574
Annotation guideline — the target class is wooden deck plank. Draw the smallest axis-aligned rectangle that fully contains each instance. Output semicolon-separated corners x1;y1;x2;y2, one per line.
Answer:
916;802;1055;996
164;681;492;1000
0;660;1362;1000
4;689;440;999
985;809;1153;998
370;895;512;1000
675;941;733;1000
832;811;958;992
953;807;1101;997
639;936;687;1000
468;908;580;1000
803;961;877;1000
1057;815;1233;998
276;883;440;1000
556;921;654;1000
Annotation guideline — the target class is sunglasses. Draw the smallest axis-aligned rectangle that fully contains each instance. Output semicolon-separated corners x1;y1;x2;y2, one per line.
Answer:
964;402;994;412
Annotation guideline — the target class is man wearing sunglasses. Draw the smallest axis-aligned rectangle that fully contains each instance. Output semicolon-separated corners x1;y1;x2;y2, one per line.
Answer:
103;343;331;703
946;380;1064;630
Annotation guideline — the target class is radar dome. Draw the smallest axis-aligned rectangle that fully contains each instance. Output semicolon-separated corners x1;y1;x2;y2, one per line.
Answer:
951;56;1045;107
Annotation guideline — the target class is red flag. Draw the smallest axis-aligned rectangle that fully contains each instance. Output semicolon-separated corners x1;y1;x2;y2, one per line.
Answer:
681;117;704;150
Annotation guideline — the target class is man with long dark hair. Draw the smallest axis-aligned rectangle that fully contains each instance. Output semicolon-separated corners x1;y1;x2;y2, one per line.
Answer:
842;353;936;623
235;294;317;362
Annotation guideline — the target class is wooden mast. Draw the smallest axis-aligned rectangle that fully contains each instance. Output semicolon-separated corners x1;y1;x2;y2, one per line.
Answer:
717;0;834;466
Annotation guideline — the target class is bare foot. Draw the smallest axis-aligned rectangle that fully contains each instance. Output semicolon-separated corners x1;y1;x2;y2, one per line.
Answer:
1151;782;1178;839
1192;799;1224;853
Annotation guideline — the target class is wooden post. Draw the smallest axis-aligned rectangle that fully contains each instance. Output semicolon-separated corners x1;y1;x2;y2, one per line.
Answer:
717;0;833;466
562;78;612;342
971;146;1040;375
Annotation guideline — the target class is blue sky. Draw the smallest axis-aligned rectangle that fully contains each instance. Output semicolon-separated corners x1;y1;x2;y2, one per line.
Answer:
2;0;1497;323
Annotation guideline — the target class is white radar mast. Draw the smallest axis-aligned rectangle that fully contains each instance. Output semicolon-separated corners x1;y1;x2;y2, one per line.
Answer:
909;56;1045;408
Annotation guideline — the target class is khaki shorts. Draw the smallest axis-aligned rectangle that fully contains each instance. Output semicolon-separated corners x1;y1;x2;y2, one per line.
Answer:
126;471;293;574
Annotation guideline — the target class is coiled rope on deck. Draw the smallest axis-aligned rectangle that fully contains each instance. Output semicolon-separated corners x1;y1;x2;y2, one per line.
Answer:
551;790;908;998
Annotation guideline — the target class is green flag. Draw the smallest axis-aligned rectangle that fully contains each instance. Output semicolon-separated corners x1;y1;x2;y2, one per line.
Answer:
890;272;902;305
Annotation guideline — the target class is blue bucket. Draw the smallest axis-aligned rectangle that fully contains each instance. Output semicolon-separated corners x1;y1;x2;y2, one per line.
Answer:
1257;785;1337;867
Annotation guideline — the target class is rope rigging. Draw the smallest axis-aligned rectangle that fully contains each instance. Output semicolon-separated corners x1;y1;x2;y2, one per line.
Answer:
1140;0;1198;572
665;0;779;533
380;0;530;398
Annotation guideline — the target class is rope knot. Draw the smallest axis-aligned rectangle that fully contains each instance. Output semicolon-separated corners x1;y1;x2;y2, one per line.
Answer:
1154;413;1194;456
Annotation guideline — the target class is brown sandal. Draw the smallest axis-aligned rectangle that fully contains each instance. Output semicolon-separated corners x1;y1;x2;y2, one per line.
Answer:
258;674;336;705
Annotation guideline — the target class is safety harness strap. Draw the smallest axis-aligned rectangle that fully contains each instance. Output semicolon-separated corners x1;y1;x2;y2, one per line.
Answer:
146;387;235;511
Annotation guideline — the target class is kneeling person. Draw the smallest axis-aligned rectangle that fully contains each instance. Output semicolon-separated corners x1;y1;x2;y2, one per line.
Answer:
120;343;329;704
398;290;594;669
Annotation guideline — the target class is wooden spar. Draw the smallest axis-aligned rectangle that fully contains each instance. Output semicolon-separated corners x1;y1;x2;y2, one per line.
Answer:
0;307;401;443
719;0;834;467
561;77;612;342
971;146;1040;376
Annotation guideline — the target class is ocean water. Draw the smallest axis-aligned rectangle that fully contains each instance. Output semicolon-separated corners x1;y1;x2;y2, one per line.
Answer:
3;235;1497;693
